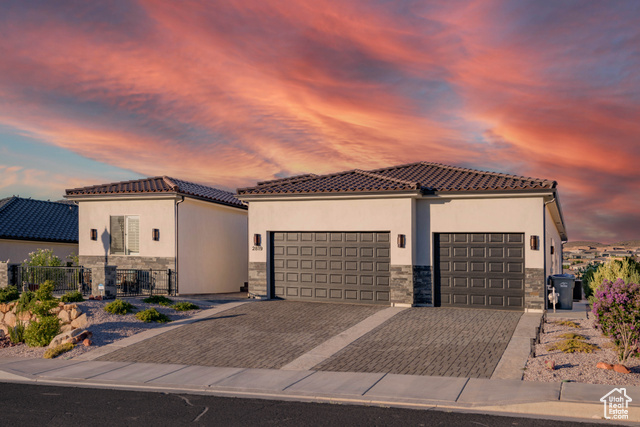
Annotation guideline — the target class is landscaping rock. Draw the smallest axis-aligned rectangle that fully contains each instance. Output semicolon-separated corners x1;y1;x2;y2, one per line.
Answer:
70;308;82;320
614;364;631;374
82;338;92;347
71;313;88;329
50;306;62;315
4;311;16;328
0;303;10;313
70;328;84;337
0;329;4;338
49;331;73;348
58;310;71;324
17;311;31;322
544;360;555;370
0;324;8;336
0;311;4;322
597;362;614;370
60;324;74;333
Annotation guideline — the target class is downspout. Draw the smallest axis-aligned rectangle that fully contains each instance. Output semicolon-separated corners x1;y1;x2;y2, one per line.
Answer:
175;196;185;294
543;197;556;309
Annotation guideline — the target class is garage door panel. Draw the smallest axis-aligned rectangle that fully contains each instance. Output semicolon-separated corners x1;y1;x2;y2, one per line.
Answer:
435;233;524;311
272;231;391;305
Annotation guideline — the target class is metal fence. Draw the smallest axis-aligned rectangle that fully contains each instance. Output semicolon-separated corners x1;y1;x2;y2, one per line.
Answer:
116;269;176;297
14;265;92;295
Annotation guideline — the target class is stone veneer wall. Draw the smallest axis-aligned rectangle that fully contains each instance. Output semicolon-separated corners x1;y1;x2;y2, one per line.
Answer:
248;262;268;298
390;265;413;305
525;268;545;311
413;265;432;306
79;256;175;271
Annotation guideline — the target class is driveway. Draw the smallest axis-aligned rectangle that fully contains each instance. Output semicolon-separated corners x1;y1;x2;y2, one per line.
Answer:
313;308;521;378
98;301;521;378
98;301;383;369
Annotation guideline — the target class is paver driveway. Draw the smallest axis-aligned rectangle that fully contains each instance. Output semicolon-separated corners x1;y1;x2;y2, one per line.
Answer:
313;308;521;378
98;301;383;369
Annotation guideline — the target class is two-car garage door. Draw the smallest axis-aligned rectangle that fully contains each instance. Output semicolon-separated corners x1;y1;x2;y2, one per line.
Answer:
271;232;391;305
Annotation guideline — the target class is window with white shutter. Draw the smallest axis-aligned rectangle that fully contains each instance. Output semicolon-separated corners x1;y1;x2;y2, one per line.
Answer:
110;215;140;255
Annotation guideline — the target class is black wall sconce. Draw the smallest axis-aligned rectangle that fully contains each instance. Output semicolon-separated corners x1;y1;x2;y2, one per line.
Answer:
550;246;555;255
152;229;160;241
90;229;97;241
253;233;262;246
530;235;539;250
397;234;406;248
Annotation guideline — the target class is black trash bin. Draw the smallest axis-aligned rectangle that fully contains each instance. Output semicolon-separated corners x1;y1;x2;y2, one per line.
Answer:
549;274;575;310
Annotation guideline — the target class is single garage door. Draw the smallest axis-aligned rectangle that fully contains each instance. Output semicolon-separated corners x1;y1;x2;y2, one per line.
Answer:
434;233;525;310
271;232;391;304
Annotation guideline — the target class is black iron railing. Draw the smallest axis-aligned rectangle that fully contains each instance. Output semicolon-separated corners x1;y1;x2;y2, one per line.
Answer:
116;269;176;297
15;266;92;295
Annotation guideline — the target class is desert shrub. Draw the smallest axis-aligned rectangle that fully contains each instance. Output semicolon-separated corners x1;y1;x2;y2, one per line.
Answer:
553;320;580;328
104;299;136;315
0;285;19;303
172;302;199;311
60;290;84;303
34;280;56;301
135;308;170;323
24;316;60;347
23;249;62;266
557;333;587;341
143;295;174;306
577;264;598;299
15;291;36;314
592;278;640;363
547;339;598;354
587;259;640;299
8;322;26;344
44;342;75;359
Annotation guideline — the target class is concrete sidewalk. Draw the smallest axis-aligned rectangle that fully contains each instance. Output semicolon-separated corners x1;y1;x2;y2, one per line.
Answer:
0;357;637;423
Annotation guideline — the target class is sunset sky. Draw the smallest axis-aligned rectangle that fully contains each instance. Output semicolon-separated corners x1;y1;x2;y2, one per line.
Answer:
0;1;638;242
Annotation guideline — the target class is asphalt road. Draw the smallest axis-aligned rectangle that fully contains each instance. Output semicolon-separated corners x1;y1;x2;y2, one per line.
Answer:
0;382;602;426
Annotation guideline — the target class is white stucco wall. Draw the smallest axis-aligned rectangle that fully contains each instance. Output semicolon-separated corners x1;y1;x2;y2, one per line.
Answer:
545;204;563;277
417;196;546;269
247;197;414;266
0;239;78;264
178;198;248;294
77;198;176;258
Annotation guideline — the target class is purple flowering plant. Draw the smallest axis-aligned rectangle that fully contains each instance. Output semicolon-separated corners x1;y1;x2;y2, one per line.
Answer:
592;278;640;363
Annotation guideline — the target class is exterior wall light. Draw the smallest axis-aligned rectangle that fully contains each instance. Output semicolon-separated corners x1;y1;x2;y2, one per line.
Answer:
397;234;406;248
152;229;160;241
253;233;262;246
530;235;539;250
90;229;97;241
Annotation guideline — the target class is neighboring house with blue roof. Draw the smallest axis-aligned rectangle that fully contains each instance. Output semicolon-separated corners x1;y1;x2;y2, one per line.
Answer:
64;176;248;295
0;196;79;264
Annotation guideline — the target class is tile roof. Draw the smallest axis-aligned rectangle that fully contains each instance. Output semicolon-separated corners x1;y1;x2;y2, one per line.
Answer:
0;197;78;243
238;161;557;196
66;176;246;209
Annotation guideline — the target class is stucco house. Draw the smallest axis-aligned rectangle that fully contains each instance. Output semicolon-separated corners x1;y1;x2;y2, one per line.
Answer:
237;161;567;312
0;196;78;263
65;177;248;295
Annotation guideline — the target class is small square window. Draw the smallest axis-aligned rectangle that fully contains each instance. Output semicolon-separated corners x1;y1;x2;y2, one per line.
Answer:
90;229;97;241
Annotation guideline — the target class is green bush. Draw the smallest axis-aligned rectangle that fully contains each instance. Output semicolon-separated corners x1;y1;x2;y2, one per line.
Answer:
135;308;170;323
44;342;75;359
586;258;640;299
172;302;199;311
34;280;56;301
24;316;60;347
104;299;136;315
23;248;62;266
142;295;174;306
8;322;26;344
15;291;36;314
60;290;84;303
0;285;19;303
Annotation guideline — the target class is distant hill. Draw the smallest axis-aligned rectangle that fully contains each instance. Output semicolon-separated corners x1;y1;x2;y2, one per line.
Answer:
563;241;603;248
610;240;640;247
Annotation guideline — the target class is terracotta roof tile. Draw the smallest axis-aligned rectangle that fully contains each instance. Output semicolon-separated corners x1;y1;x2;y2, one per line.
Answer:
66;177;246;209
238;161;556;196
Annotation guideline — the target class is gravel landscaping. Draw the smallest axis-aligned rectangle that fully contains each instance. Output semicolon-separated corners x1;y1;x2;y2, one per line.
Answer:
0;298;215;360
524;316;640;386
